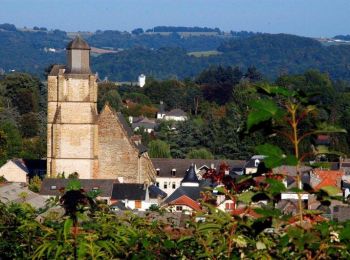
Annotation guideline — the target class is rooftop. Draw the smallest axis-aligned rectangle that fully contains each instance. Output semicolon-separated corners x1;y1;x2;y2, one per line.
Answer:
66;35;91;50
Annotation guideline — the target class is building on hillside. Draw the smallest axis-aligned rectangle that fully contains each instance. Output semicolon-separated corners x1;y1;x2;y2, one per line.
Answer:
162;164;202;213
40;178;117;204
151;158;245;197
110;183;167;211
47;36;155;183
0;159;46;183
244;155;266;174
131;117;157;133
138;74;146;88
156;101;187;121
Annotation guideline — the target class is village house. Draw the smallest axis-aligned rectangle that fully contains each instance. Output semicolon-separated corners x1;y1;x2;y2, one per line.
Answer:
110;183;166;211
152;158;245;197
156;101;187;121
0;159;46;183
40;178;117;204
162;164;203;213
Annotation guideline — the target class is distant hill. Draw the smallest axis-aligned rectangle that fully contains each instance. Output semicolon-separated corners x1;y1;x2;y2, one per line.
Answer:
93;33;350;81
1;23;350;82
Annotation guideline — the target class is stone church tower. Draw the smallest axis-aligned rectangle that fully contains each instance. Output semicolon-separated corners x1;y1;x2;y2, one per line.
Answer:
47;36;156;183
47;36;98;178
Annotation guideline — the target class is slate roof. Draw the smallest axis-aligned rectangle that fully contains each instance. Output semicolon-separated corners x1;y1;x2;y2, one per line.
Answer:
66;35;91;50
115;111;148;155
181;165;199;184
0;182;46;209
116;112;134;138
152;158;245;178
166;109;187;117
111;183;166;200
40;179;117;197
49;65;66;76
110;201;129;210
11;159;47;179
132;117;157;130
164;186;202;204
273;165;312;176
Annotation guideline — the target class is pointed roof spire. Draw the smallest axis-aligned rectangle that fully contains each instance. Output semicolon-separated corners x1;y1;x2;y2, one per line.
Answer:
181;164;199;187
66;35;90;50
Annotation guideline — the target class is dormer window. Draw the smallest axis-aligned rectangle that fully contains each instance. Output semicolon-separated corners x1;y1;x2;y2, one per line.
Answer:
254;159;260;167
50;185;57;190
171;169;176;177
156;168;160;176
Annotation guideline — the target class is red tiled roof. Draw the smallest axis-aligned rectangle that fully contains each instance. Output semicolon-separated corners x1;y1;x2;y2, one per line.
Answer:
317;135;330;141
231;207;261;219
288;214;327;225
167;195;201;211
313;170;344;191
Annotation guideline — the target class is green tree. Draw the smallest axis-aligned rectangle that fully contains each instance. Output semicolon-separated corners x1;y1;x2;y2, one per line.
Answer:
148;140;171;158
28;176;42;193
186;148;214;159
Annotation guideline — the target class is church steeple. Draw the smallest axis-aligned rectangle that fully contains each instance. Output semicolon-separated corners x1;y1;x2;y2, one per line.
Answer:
66;35;91;74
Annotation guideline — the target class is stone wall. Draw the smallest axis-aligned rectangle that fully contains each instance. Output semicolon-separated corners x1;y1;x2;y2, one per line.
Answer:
47;70;98;178
97;105;155;183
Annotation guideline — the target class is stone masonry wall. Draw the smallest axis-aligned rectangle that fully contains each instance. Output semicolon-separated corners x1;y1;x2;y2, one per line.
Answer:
97;105;155;183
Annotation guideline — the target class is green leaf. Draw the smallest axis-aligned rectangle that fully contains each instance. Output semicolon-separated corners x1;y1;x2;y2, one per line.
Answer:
63;218;73;241
197;223;221;232
314;123;347;134
247;99;284;129
340;223;350;241
256;241;267;250
256;144;283;168
66;179;81;191
254;208;281;217
284;155;298;166
266;178;286;196
259;84;296;97
256;144;297;168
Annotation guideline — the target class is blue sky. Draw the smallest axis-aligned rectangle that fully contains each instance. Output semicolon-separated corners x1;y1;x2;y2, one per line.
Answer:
0;0;349;37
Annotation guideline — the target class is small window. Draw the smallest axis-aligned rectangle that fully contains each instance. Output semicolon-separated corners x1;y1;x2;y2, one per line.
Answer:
92;187;99;191
176;206;183;211
135;200;142;209
163;182;167;189
50;185;57;190
156;168;160;176
171;169;176;176
225;202;234;210
172;182;176;189
254;159;260;167
334;206;339;212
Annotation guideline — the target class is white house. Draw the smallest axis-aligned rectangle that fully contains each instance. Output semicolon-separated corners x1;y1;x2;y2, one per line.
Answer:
162;164;202;214
138;74;146;88
245;155;266;174
0;159;46;183
110;183;167;211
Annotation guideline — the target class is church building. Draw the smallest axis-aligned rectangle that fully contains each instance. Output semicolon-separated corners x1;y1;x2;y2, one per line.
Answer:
47;36;155;183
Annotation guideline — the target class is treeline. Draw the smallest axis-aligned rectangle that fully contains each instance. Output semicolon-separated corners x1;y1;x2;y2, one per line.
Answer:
3;24;350;82
145;26;221;33
99;66;350;160
93;33;350;81
0;73;46;164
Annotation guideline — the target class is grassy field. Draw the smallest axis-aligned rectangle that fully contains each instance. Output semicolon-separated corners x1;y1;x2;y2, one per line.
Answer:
187;50;222;57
